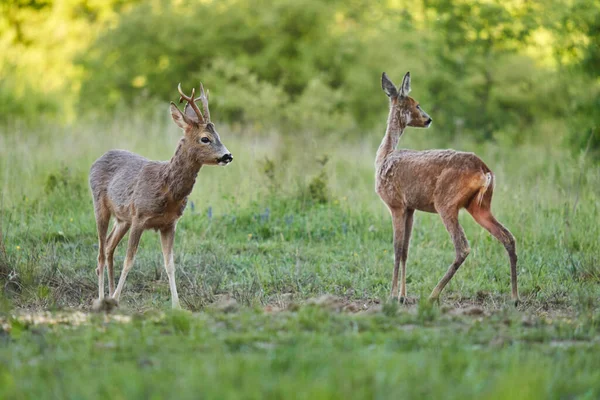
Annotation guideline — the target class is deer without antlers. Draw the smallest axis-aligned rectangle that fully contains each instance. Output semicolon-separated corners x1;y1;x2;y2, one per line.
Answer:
376;72;518;305
89;83;233;309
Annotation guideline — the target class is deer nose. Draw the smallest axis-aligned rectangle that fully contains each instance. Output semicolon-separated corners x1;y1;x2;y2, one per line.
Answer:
218;153;233;163
425;118;433;126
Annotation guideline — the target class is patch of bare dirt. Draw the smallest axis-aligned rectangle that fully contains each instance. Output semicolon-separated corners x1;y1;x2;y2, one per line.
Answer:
448;306;487;317
262;293;383;314
209;294;239;313
0;311;133;333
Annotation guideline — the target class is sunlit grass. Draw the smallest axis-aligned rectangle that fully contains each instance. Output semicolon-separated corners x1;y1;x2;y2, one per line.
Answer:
1;113;598;311
1;306;599;399
1;114;599;398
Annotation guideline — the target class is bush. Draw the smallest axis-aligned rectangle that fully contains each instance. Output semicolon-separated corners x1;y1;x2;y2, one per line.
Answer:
1;0;598;151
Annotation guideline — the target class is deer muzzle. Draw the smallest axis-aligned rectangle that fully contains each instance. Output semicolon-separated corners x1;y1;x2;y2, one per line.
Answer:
217;153;233;166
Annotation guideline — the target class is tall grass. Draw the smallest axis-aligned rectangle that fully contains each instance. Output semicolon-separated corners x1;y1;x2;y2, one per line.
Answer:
0;112;598;310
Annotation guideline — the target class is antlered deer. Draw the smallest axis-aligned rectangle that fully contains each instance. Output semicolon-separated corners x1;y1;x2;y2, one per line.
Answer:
376;72;518;305
89;83;232;308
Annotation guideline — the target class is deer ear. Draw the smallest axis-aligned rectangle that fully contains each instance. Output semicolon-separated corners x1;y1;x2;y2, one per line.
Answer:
399;72;411;97
170;103;192;131
183;103;201;123
381;72;398;98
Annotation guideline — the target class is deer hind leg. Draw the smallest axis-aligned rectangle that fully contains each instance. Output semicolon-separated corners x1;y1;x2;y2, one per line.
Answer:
429;209;470;302
105;221;131;297
160;224;181;309
94;205;110;300
112;222;144;303
467;201;519;304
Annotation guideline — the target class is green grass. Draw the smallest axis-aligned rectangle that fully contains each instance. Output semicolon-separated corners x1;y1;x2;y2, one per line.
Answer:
1;307;599;399
1;114;599;398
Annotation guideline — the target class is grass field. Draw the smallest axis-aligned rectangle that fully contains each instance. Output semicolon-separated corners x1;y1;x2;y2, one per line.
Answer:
1;113;599;398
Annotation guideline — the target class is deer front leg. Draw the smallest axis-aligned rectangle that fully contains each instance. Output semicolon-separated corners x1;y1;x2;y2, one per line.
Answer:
400;209;415;301
160;224;181;309
429;211;470;302
112;222;144;303
94;209;110;300
390;207;407;301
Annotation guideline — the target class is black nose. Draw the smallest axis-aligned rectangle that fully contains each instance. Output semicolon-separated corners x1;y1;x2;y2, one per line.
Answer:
219;153;233;163
426;118;433;125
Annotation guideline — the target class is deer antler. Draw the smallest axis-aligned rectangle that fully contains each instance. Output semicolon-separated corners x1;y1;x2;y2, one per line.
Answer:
177;83;205;124
197;83;211;123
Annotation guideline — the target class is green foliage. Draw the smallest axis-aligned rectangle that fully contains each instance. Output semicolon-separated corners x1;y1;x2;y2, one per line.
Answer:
166;310;193;334
44;166;82;195
259;157;279;198
419;0;574;143
417;296;438;323
76;0;362;131
0;0;143;121
0;77;59;123
544;0;600;158
305;170;330;205
381;299;399;317
301;156;331;205
79;0;559;137
3;0;598;150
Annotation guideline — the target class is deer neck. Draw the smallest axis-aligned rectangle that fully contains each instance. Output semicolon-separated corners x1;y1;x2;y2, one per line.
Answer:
165;138;202;201
376;105;406;167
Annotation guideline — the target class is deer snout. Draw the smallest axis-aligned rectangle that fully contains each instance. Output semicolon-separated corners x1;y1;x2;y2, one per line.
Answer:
425;117;433;127
217;153;233;166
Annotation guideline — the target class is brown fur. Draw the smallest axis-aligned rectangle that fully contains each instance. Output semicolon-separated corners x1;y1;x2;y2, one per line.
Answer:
376;72;519;304
89;84;232;308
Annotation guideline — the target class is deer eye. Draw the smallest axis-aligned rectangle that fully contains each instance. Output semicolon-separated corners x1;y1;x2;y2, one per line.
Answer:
200;137;210;144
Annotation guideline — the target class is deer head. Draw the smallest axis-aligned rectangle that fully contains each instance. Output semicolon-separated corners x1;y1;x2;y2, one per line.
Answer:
170;83;233;166
382;72;432;128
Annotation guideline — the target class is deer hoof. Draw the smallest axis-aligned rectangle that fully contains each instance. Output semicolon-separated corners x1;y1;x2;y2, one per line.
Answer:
92;297;119;314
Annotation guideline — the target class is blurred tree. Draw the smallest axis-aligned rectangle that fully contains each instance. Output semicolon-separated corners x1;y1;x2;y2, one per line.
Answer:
423;0;541;140
0;0;597;150
550;0;600;158
0;0;52;45
76;0;359;117
0;0;141;122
